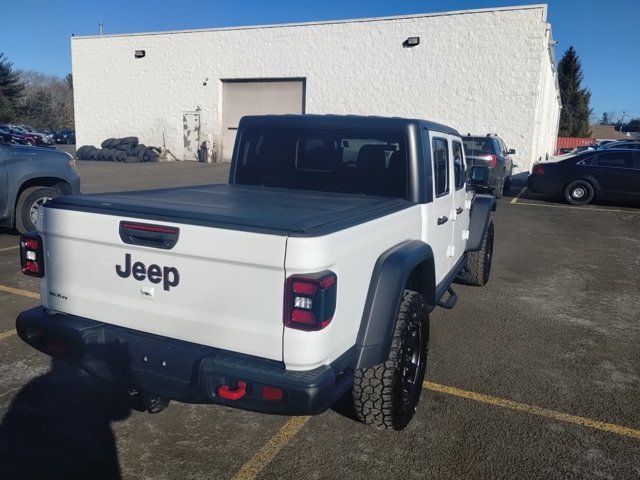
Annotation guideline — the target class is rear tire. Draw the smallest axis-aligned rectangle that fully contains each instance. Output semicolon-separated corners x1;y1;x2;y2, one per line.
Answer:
353;290;429;430
464;220;494;286
564;179;594;205
492;174;505;199
15;186;61;233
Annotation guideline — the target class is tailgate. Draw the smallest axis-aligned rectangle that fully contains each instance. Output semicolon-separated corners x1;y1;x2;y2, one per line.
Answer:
40;207;286;361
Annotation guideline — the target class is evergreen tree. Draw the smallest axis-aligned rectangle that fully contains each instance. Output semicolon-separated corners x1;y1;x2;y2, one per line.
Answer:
558;47;592;137
0;53;24;122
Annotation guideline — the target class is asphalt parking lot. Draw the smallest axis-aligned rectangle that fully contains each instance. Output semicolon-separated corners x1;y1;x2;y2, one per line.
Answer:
0;161;638;479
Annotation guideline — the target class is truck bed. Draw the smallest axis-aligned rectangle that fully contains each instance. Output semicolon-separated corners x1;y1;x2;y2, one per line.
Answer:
46;184;413;236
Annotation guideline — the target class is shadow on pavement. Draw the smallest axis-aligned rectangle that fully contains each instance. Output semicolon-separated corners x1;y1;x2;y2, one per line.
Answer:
0;359;132;480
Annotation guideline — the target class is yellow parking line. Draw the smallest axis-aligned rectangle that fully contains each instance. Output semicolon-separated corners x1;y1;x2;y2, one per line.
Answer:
0;329;17;340
510;186;527;204
0;245;19;253
232;416;310;480
425;381;640;439
227;378;640;480
0;284;39;299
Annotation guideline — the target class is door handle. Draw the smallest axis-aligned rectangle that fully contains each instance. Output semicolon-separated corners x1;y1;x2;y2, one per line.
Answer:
437;216;448;225
456;207;463;214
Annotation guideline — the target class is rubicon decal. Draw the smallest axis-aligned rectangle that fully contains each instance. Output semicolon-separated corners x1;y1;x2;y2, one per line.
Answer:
116;253;180;291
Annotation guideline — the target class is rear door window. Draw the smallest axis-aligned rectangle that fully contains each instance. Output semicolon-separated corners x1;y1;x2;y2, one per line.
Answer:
452;141;465;190
596;152;634;169
432;138;450;196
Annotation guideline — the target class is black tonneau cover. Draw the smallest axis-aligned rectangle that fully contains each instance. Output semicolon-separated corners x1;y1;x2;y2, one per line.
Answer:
46;184;413;236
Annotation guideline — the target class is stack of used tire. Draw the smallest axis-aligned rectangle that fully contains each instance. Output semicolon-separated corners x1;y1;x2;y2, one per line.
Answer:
76;137;161;163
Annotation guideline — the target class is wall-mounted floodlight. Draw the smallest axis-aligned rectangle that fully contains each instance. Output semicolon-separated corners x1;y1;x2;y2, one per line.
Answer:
134;50;146;58
403;37;420;48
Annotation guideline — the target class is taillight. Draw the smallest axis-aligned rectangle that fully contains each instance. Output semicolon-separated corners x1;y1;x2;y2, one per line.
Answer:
20;232;44;278
532;164;544;175
284;271;337;331
477;154;498;167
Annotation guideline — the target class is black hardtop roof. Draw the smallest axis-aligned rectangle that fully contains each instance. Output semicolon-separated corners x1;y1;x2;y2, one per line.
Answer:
239;114;461;136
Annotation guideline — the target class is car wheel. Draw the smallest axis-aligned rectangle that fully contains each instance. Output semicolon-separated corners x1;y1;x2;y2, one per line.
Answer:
564;180;595;206
15;186;61;233
463;220;494;286
492;175;504;199
353;290;429;430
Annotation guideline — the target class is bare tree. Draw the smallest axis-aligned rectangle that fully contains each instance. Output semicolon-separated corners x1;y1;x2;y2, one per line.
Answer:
15;70;74;130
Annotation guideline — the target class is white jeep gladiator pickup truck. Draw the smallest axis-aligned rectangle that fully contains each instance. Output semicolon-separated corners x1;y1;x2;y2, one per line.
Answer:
17;115;495;430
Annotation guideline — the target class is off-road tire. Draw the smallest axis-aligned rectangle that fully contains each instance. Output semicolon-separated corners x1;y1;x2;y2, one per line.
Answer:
564;179;594;206
353;290;429;430
465;220;494;286
15;186;61;233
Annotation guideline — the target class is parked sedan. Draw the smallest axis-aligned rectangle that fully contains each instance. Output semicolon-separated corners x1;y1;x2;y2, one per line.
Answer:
528;149;640;205
462;134;515;198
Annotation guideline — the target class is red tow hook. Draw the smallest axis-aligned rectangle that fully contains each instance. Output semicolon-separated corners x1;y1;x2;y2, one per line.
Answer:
218;381;247;400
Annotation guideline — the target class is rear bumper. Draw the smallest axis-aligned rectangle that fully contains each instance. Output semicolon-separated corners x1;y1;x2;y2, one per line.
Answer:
16;307;352;415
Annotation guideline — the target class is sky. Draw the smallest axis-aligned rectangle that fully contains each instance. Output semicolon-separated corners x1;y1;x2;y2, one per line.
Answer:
1;0;638;120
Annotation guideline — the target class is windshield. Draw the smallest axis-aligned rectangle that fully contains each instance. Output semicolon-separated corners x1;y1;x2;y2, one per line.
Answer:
234;126;408;198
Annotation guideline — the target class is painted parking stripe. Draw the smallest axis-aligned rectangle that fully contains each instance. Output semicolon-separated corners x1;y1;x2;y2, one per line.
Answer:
510;186;527;204
425;381;640;439
0;329;17;340
0;245;19;253
0;284;39;299
232;416;310;480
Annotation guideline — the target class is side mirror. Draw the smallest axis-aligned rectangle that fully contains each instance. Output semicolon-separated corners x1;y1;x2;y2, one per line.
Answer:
467;165;488;187
508;149;516;155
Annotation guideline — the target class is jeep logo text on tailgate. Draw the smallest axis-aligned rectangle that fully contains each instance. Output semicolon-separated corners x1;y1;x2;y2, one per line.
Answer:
116;254;180;291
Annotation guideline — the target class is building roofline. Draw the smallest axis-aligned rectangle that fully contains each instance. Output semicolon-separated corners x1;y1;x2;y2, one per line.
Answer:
72;4;548;40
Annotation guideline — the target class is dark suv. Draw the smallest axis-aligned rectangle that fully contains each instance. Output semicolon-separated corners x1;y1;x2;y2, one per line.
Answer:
463;134;515;198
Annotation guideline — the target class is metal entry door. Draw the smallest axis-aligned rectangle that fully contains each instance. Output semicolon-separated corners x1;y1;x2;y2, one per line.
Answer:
221;79;305;162
183;112;201;161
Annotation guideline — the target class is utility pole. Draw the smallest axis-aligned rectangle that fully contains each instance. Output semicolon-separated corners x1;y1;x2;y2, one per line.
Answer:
99;22;104;36
617;111;626;140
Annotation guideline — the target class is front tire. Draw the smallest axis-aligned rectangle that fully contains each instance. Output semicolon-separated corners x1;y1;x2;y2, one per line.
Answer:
564;180;594;205
15;186;61;233
353;290;429;430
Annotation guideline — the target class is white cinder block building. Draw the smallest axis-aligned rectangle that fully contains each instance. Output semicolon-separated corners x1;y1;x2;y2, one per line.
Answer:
72;4;560;172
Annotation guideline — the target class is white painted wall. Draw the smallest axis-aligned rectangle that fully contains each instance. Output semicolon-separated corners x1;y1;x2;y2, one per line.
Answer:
72;4;559;172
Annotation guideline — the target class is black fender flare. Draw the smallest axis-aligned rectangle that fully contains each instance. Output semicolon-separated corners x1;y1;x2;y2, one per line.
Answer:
466;194;496;252
353;240;435;369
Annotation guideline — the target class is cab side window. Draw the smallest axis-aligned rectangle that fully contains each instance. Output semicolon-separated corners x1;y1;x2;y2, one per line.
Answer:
452;141;465;190
432;138;449;197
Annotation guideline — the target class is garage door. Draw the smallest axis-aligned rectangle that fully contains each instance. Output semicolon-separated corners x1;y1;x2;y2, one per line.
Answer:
221;79;305;162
